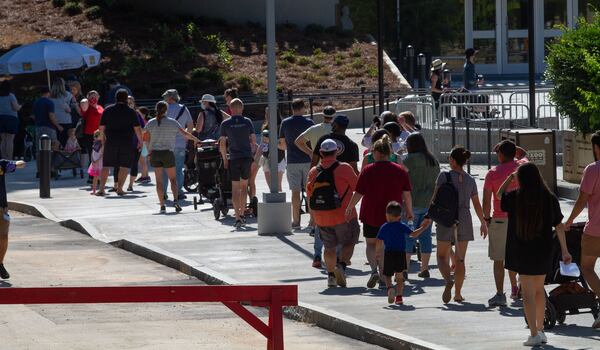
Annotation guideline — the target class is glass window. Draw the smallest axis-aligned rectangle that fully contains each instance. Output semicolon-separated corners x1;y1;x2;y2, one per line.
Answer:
507;0;528;30
545;0;567;29
507;37;529;63
473;0;496;31
473;38;497;64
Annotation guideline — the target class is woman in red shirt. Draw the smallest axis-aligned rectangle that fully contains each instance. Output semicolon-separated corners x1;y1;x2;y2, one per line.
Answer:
345;135;413;289
80;90;104;181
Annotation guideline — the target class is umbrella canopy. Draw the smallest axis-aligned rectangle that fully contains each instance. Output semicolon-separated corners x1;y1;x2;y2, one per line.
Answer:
0;40;101;75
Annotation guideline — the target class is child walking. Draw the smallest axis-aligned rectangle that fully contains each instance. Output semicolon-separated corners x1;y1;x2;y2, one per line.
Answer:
88;130;103;195
377;201;426;305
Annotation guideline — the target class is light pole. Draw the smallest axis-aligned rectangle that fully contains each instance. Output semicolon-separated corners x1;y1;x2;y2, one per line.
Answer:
377;0;385;115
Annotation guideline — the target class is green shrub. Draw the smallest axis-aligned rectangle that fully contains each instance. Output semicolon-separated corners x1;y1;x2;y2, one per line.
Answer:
546;13;600;133
351;46;362;58
84;5;103;19
318;68;330;77
236;75;254;92
351;58;363;70
278;60;291;69
204;34;232;67
366;65;378;78
334;53;345;66
52;0;65;7
83;0;103;6
279;49;297;63
190;67;224;89
302;72;321;83
335;73;345;80
297;56;310;66
182;46;198;61
310;60;323;69
64;2;82;15
312;48;325;59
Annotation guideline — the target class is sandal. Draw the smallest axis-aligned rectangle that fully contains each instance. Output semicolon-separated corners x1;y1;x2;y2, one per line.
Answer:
95;191;106;197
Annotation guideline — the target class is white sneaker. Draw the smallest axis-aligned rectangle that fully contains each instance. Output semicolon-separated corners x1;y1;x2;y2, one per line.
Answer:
539;331;547;344
593;315;600;329
327;275;336;288
523;334;543;347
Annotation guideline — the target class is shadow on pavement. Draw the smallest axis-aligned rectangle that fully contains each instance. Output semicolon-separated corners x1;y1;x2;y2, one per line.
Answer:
0;281;12;288
275;234;315;260
385;304;417;311
280;276;326;283
550;323;600;341
441;301;491;313
409;277;446;288
319;286;367;296
499;306;524;318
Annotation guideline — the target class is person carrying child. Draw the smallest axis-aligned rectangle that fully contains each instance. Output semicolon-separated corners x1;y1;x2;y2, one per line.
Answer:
88;130;103;195
377;201;427;305
255;129;286;192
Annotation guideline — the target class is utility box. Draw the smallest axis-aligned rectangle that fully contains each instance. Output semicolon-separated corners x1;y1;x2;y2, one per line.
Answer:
562;130;594;184
500;129;557;192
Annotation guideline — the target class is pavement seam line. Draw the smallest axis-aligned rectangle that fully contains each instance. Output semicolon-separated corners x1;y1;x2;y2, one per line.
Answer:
9;200;447;350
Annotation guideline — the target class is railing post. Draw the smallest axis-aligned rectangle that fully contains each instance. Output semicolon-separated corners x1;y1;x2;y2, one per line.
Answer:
465;118;471;174
487;120;492;170
287;90;293;116
451;117;456;148
417;53;426;91
361;87;366;134
385;91;390;111
407;45;415;87
308;97;314;120
372;94;376;116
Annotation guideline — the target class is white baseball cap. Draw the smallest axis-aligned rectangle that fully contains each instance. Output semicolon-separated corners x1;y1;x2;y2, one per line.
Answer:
320;139;338;153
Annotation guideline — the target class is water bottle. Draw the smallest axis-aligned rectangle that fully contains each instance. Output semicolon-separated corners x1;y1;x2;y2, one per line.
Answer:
407;220;415;231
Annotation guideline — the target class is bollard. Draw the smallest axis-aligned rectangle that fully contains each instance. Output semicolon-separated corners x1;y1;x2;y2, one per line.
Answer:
417;53;426;92
487;121;492;170
407;45;415;87
308;98;314;120
465;118;471;175
361;87;366;133
39;134;52;198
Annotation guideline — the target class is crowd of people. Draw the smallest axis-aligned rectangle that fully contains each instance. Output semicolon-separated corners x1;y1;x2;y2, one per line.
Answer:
3;73;600;347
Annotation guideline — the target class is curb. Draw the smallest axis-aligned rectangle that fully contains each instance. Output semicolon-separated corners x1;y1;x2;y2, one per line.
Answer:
9;200;446;350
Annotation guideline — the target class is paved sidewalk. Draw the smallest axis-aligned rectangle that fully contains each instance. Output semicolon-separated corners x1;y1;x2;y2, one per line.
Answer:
0;212;382;350
5;129;599;349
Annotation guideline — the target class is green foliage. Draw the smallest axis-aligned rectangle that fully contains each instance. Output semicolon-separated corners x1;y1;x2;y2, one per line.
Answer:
204;34;232;67
545;14;600;133
52;0;65;7
190;67;224;89
350;45;361;58
334;53;345;66
351;58;363;69
64;2;82;15
236;75;254;92
317;68;330;77
279;49;297;63
301;72;321;83
297;56;310;66
278;60;291;69
366;65;378;78
84;5;103;19
182;46;198;61
118;57;146;78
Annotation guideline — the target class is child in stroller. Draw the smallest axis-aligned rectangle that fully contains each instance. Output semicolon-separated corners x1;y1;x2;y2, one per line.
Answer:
53;128;83;179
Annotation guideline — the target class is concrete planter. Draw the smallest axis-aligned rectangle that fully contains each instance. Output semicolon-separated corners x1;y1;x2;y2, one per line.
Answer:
563;129;594;184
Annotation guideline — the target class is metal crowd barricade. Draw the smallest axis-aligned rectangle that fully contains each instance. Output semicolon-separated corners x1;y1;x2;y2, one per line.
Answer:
536;104;570;130
395;99;440;159
438;91;505;120
0;285;298;350
508;88;553;111
438;102;530;124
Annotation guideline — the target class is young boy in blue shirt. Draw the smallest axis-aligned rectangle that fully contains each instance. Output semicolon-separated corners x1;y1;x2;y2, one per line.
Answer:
377;201;426;305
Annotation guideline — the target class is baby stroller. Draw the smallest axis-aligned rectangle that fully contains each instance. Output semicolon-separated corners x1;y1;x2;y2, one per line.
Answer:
191;140;221;205
192;145;258;220
52;149;83;179
525;223;599;329
23;126;35;162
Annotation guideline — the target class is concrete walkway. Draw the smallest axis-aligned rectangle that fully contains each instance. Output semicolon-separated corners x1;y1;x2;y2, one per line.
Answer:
6;129;600;350
0;212;382;350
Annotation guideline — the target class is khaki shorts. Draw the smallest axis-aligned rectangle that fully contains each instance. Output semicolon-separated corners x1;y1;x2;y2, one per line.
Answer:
319;218;360;249
0;211;9;236
488;218;508;261
582;234;600;258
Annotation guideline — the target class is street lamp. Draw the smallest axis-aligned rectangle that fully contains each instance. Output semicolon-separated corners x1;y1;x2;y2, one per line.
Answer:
377;0;385;115
528;0;536;127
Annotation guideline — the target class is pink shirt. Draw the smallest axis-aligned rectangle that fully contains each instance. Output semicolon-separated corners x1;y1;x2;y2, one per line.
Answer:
581;161;600;237
483;159;527;218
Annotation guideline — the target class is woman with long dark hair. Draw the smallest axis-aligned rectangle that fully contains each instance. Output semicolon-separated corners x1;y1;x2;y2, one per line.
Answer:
499;163;571;346
144;101;200;214
403;133;440;277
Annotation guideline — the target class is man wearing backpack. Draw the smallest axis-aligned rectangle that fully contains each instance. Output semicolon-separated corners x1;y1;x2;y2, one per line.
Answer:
483;140;527;307
163;89;194;200
307;139;359;288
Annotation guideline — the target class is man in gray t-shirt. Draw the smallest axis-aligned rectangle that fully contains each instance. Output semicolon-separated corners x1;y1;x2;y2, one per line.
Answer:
219;98;256;228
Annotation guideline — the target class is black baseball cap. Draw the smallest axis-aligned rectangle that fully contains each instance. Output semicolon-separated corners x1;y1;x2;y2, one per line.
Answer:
495;140;516;157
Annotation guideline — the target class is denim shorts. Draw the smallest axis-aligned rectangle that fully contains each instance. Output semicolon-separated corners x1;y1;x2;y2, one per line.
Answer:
405;207;433;254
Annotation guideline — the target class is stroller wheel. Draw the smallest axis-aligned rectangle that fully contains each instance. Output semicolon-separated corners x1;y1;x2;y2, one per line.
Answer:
556;312;566;325
592;304;600;320
193;197;198;211
524;300;557;330
250;196;258;217
221;203;229;217
213;199;222;220
183;169;199;193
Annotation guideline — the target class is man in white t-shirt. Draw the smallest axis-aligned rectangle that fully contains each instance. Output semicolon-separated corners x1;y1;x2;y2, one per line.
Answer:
162;89;194;200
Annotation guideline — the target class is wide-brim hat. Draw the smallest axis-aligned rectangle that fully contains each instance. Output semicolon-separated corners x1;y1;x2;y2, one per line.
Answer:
430;59;446;72
200;94;216;104
162;89;180;101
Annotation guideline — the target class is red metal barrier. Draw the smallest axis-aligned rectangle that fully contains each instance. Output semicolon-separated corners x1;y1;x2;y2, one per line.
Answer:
0;285;298;350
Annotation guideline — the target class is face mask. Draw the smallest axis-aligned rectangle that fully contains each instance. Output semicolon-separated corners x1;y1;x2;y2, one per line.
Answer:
89;97;98;105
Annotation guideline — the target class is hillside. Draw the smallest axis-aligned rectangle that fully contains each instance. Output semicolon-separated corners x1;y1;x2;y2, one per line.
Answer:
1;0;406;105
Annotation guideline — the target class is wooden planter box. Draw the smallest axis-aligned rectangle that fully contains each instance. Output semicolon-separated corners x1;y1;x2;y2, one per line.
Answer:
563;129;595;184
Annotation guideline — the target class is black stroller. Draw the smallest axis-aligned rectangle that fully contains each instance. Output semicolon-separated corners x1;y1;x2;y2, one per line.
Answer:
192;142;258;220
52;150;83;179
525;223;599;329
